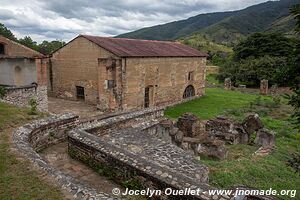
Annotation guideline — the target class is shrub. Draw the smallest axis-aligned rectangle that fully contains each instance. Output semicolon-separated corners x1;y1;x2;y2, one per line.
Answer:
28;98;38;115
0;86;6;98
287;153;300;175
218;56;288;87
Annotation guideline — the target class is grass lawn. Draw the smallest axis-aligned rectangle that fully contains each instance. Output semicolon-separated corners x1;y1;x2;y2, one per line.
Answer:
0;102;65;200
165;88;300;199
165;88;260;119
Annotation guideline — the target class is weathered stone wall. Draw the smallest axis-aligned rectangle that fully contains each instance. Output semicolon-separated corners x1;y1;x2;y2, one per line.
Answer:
85;108;165;136
1;85;48;112
13;114;118;199
50;36;207;110
67;109;234;200
122;57;206;110
206;66;219;74
49;36;117;105
0;58;37;86
68;130;215;200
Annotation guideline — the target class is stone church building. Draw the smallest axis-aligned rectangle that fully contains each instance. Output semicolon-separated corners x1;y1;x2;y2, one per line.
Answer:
49;35;207;111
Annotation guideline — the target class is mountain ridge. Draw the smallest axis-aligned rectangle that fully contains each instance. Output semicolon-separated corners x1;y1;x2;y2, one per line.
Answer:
117;0;299;44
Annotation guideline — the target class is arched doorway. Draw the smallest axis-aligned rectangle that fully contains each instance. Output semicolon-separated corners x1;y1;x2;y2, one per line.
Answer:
14;66;23;86
183;85;195;99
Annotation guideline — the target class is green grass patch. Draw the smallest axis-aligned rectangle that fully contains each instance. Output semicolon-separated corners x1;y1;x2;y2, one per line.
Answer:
206;74;222;87
165;88;258;119
0;103;64;200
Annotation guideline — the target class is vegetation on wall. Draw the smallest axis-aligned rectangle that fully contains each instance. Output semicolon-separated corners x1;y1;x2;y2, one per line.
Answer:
0;86;5;99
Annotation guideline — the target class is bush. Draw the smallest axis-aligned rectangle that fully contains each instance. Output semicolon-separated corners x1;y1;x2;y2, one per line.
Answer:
28;98;38;115
218;56;288;87
287;153;300;175
217;32;300;87
0;86;6;98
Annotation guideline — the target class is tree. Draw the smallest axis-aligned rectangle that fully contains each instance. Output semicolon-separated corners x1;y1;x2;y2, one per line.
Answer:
233;33;295;61
0;23;17;41
290;4;300;33
37;40;66;55
286;4;300;128
217;32;298;87
0;23;66;55
18;36;38;51
218;56;288;87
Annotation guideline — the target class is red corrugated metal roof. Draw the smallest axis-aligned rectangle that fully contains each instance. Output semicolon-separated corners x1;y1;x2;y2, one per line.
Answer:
81;35;207;58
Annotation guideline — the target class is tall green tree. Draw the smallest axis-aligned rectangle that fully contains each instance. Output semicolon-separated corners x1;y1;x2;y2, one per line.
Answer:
233;33;295;60
18;36;38;51
217;32;298;87
287;4;300;127
290;4;300;33
0;23;17;41
38;40;65;55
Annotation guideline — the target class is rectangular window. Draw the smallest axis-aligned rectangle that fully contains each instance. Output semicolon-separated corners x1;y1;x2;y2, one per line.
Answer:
188;71;194;81
0;44;5;55
107;80;116;89
76;86;85;100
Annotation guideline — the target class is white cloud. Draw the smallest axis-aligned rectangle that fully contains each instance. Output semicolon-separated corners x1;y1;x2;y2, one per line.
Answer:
0;0;270;42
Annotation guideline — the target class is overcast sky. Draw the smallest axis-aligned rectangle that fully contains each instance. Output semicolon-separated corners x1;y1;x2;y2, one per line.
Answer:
0;0;271;43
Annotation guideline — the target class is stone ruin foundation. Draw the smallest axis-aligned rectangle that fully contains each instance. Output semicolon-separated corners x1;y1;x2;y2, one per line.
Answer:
153;113;275;161
260;79;269;95
224;78;232;90
12;108;278;200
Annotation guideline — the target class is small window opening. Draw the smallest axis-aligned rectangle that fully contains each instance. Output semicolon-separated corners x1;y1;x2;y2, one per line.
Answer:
76;86;85;100
188;71;194;81
144;87;150;108
107;80;116;89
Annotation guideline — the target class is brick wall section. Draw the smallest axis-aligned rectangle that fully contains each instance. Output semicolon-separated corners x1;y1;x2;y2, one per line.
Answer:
49;37;117;104
97;56;206;111
36;58;48;86
122;57;206;109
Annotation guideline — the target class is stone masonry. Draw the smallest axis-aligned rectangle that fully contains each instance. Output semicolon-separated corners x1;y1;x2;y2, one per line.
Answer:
224;78;232;90
49;35;207;111
68;108;230;200
260;79;269;95
12;109;279;200
1;84;48;112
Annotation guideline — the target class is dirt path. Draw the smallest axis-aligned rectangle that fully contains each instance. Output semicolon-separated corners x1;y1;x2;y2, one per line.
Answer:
48;97;103;118
40;142;120;195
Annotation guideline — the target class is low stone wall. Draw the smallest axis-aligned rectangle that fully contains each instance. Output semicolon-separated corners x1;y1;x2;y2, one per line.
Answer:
1;84;48;112
68;108;230;200
84;107;165;135
69;130;214;200
13;114;118;200
206;66;219;74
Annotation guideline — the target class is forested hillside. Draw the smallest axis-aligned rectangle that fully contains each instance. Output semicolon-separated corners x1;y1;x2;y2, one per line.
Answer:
118;0;299;45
